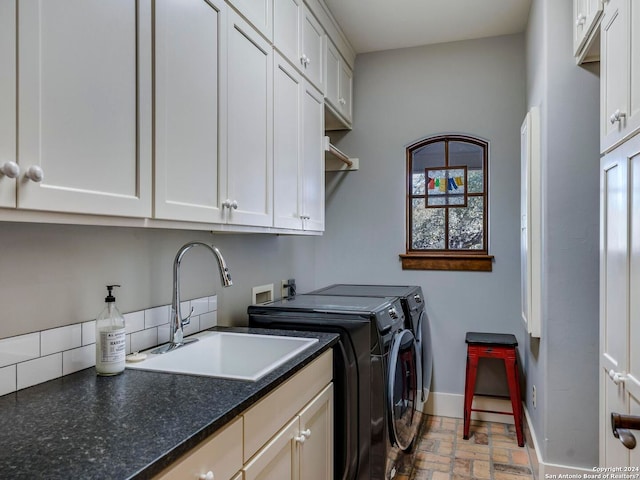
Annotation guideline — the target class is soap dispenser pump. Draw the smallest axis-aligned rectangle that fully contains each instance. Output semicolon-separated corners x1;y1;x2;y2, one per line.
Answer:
95;284;126;376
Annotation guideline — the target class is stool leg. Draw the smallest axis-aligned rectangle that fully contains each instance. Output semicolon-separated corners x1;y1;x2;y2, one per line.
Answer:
505;355;524;447
463;350;479;440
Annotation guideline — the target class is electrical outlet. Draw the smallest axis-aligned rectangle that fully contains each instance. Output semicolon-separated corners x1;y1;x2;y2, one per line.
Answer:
532;385;537;409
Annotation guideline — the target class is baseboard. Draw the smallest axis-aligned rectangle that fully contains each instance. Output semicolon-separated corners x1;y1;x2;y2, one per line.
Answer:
423;391;515;424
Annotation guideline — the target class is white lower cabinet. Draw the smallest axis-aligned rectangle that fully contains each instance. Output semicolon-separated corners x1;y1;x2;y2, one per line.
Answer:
154;417;243;480
153;350;333;480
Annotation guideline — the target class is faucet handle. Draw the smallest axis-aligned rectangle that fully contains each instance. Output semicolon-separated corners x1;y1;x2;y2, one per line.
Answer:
181;307;194;327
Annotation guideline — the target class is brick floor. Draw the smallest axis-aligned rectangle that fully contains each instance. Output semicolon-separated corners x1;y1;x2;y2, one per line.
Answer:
405;415;536;480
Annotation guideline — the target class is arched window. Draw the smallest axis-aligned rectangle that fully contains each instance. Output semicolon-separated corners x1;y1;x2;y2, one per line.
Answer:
400;135;493;271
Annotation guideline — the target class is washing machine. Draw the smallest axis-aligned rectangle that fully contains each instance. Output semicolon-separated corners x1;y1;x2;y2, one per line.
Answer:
248;294;418;480
310;284;433;405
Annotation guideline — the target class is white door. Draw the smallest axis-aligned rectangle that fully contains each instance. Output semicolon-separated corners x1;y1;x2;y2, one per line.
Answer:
17;0;152;217
243;417;298;480
273;0;302;67
226;12;273;227
300;6;325;93
600;135;640;466
273;53;303;230
154;0;226;223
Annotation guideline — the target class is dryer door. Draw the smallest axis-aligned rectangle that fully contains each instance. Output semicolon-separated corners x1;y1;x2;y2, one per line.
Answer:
387;329;419;451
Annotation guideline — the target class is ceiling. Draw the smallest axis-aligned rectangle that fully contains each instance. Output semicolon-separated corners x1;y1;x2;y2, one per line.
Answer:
323;0;533;54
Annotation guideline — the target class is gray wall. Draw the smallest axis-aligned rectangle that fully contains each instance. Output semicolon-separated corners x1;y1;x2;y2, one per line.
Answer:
0;223;317;339
525;0;600;468
315;34;527;396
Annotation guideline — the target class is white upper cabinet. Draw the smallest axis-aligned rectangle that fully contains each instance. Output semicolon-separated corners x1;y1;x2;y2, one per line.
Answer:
226;11;273;227
15;0;152;217
273;54;303;230
154;0;227;223
273;54;324;232
300;6;326;93
573;0;603;60
227;0;273;40
273;0;302;66
325;40;353;128
0;0;16;208
601;0;640;153
301;82;325;232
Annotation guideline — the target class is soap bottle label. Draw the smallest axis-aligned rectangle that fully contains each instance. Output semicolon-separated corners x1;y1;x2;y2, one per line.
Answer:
99;328;126;364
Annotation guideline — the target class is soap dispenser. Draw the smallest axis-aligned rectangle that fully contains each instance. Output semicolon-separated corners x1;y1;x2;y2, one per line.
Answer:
95;285;126;376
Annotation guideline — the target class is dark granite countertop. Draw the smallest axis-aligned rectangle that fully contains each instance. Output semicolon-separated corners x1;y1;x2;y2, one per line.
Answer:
0;327;339;480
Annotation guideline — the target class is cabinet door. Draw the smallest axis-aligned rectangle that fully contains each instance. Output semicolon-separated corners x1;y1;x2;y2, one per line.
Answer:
273;0;302;67
154;417;243;480
574;0;603;55
300;7;325;94
243;417;298;480
600;0;638;152
273;54;303;230
154;0;227;223
17;0;152;217
339;61;353;124
0;0;16;208
324;41;341;112
227;0;272;40
298;384;334;480
226;12;273;227
301;82;324;232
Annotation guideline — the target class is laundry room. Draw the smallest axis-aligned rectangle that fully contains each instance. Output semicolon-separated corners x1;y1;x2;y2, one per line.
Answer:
0;0;630;478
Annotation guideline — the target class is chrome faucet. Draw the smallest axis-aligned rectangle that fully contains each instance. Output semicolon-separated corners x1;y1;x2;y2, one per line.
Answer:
152;242;232;354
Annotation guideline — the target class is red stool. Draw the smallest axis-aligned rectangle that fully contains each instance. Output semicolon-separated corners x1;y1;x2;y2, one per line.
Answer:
463;332;524;447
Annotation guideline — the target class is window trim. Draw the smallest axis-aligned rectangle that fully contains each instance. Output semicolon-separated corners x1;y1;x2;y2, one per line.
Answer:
401;134;493;272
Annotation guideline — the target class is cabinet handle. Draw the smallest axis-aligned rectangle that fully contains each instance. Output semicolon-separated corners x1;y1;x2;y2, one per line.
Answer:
300;54;308;67
608;369;626;385
610;109;627;124
611;413;640;450
198;472;214;480
230;200;238;210
294;434;306;443
576;14;586;26
25;165;44;183
301;428;311;438
0;161;20;179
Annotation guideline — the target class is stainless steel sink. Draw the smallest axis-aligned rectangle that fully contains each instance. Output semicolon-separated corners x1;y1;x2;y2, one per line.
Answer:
125;331;318;381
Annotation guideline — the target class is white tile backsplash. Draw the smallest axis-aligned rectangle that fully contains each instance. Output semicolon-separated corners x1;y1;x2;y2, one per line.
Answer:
0;332;40;368
82;321;96;346
63;345;95;376
191;297;209;316
131;328;158;353
124;311;145;334
41;324;82;356
1;295;218;396
200;311;218;330
145;305;169;328
0;365;16;396
17;354;62;390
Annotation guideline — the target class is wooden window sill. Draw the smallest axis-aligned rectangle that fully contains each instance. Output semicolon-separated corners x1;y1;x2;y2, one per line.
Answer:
399;253;494;272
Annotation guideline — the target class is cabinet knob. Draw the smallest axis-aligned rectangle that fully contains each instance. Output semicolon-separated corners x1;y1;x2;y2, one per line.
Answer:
576;14;586;26
300;428;311;438
198;472;214;480
25;165;44;183
608;369;626;385
300;54;310;67
609;109;627;124
294;434;306;443
230;200;238;210
0;161;20;179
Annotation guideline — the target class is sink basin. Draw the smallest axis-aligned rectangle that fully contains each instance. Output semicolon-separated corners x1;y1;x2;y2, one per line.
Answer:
125;331;319;381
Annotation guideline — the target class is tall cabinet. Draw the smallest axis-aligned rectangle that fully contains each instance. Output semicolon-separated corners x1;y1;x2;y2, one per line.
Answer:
599;0;640;468
10;0;152;217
